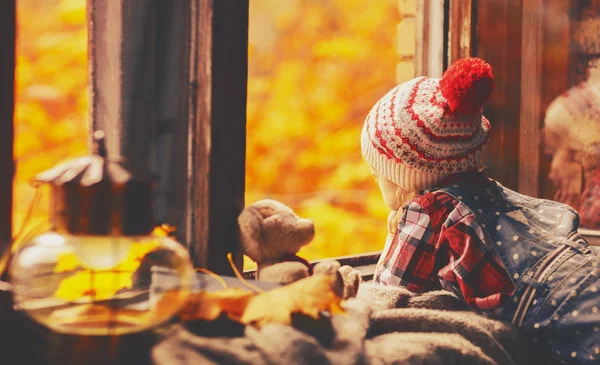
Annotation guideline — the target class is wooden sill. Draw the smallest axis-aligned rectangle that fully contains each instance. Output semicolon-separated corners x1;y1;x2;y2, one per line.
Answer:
243;229;600;281
242;251;380;281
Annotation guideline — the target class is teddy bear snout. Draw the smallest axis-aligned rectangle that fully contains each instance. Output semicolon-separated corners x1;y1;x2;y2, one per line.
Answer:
296;218;315;244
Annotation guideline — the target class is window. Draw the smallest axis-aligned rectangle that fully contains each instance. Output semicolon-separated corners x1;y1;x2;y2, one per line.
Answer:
7;0;600;284
537;1;600;232
246;0;415;266
474;0;600;244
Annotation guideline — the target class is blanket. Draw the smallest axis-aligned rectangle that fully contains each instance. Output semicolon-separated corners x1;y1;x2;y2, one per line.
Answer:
152;283;555;365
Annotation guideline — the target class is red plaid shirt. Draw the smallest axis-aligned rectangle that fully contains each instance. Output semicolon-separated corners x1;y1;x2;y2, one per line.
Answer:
374;181;515;312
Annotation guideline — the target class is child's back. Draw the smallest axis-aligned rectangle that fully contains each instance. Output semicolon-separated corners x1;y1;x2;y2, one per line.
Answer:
363;58;600;364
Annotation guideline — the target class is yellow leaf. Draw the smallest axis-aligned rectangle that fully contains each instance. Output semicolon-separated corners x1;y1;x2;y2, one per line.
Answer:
54;271;133;302
151;224;177;237
241;274;343;328
180;288;256;322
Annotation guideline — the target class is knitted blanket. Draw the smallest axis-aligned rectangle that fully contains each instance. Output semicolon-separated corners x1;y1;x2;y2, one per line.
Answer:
152;283;551;365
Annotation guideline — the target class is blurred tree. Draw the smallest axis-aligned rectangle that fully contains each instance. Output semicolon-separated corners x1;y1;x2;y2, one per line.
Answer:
14;0;88;231
246;0;400;264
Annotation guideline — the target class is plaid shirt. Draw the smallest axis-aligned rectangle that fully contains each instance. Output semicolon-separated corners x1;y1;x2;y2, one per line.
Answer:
374;180;515;312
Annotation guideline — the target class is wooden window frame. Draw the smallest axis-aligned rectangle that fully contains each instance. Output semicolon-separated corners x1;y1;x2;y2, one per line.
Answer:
472;0;600;243
0;0;16;361
88;0;248;275
416;0;446;78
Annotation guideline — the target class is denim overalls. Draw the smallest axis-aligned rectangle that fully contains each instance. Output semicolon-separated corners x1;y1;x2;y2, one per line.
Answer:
436;179;600;365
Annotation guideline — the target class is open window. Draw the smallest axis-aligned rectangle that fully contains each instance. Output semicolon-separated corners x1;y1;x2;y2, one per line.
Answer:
2;0;600;361
245;0;447;267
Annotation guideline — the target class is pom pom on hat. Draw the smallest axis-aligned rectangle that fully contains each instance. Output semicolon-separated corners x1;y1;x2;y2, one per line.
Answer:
361;57;493;190
439;57;494;116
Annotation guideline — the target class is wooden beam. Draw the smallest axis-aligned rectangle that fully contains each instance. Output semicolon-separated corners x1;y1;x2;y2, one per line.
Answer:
518;0;543;197
186;0;248;272
448;0;474;64
88;0;248;273
415;0;430;76
0;0;14;254
416;0;445;77
87;0;157;168
475;0;522;190
0;1;17;363
519;0;571;197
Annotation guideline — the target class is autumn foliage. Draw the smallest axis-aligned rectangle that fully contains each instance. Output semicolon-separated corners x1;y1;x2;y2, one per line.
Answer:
15;0;401;266
246;0;400;263
15;0;88;231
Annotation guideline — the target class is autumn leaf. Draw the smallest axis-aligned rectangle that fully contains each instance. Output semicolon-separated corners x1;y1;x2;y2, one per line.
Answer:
53;240;162;301
240;273;344;328
151;224;177;237
179;288;256;322
54;271;133;301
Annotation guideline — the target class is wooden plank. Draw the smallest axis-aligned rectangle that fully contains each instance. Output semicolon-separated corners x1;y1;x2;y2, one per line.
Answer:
88;0;248;274
518;0;544;197
519;0;571;197
415;0;430;76
416;0;445;77
87;0;157;168
475;0;521;190
187;0;248;273
448;0;474;64
152;1;192;229
0;1;17;363
243;252;382;281
0;0;14;254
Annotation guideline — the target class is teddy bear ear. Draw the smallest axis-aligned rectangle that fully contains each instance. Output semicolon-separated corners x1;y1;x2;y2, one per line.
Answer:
238;206;265;263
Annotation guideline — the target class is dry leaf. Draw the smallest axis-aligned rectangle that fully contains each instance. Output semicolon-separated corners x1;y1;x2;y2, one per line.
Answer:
241;273;344;328
151;224;177;237
180;288;256;322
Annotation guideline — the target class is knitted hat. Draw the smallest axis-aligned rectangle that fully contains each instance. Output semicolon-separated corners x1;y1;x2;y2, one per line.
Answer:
361;57;494;190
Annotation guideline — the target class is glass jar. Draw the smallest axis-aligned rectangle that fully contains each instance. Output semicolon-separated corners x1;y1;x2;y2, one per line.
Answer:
9;232;193;335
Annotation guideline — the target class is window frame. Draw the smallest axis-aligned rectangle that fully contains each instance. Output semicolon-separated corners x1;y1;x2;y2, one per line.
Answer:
0;0;16;361
0;0;14;258
88;0;248;275
2;0;599;326
0;1;598;360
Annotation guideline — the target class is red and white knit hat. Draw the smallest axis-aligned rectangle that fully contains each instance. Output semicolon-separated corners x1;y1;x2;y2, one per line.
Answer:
361;57;494;190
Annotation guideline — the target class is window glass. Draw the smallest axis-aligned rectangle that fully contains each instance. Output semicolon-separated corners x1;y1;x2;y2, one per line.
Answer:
14;0;88;231
246;0;404;266
541;2;600;231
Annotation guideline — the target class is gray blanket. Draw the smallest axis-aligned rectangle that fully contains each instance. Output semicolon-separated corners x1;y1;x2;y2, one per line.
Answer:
152;283;549;365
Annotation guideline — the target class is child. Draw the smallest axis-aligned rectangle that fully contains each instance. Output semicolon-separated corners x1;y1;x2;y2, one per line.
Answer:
362;57;600;364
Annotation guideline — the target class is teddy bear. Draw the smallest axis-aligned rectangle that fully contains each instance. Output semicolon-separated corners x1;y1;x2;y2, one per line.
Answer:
238;199;361;299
